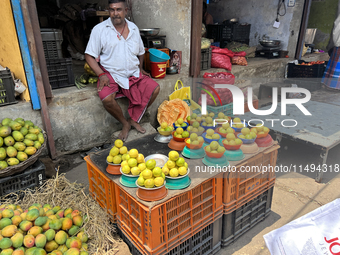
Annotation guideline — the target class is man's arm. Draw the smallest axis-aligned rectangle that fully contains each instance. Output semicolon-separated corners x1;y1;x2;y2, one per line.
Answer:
85;54;110;92
138;54;150;77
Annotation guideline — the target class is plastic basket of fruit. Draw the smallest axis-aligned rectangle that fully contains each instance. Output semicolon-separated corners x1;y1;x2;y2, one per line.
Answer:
202;130;221;144
222;139;243;150
231;117;248;132
216;126;235;138
184;138;204;149
172;131;188;142
204;144;225;158
165;168;190;179
157;126;174;136
252;125;270;139
173;118;189;130
135;179;168;201
256;130;269;139
186;113;202;125
237;133;257;144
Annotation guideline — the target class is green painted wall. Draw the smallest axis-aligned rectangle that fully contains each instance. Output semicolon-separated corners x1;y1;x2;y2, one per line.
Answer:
308;0;338;50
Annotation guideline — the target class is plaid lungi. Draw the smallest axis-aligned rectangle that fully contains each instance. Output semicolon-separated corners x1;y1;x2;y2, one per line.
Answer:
322;47;340;89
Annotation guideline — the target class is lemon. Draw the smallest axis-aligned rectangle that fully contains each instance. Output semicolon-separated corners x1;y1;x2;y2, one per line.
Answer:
144;179;155;188
187;126;192;132
218;112;224;119
222;123;230;129
226;127;234;133
128;158;137;168
176;128;184;135
168;151;179;161
223;140;229;145
192;140;199;145
205;146;211;152
146;159;156;170
121;153;128;161
251;127;258;134
114;139;124;148
190;133;198;141
165;126;172;132
161;122;168;129
250;131;257;139
210;141;219;151
229;140;236;145
161;172;166;179
129;149;139;158
206;129;214;136
110;147;119;157
235;138;243;145
142;169;153;179
162;166;170;175
184;162;188;169
177;118;184;125
263;127;270;133
131;167;141;176
136;154;145;164
226;133;236;141
125;155;130;161
119;146;128;155
154;177;164;187
212;134;220;140
186;139;191;144
234;117;241;123
217;146;225;153
241;128;250;136
169;168;179;177
176;157;185;167
121;160;128;168
178;167;187;176
198;136;204;143
113;156;122;164
153;167;162;177
182;131;189;138
167;160;176;169
137;176;145;186
138;163;146;171
122;165;131;174
107;155;113;163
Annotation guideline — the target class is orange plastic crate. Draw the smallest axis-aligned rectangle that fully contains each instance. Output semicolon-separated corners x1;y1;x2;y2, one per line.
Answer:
84;156;117;222
115;174;223;255
223;145;279;214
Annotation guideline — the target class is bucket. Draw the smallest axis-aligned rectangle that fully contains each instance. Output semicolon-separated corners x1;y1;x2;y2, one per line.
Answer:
149;48;170;62
151;61;167;79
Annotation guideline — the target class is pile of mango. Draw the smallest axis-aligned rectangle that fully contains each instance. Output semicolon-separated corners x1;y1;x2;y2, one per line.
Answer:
0;203;88;255
0;118;45;170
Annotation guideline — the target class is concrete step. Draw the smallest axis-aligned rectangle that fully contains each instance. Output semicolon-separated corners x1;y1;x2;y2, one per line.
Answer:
111;122;157;143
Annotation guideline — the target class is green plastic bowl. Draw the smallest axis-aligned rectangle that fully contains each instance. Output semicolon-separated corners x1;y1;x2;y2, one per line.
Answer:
165;176;191;190
224;149;245;161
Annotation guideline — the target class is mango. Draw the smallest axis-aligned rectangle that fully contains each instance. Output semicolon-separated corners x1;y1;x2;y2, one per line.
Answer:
70;211;80;218
76;232;88;243
0;136;2;147
0;233;3;241
65;214;72;220
34;126;42;132
24;147;37;156
38;208;44;217
6;146;17;158
68;226;79;236
14;118;25;126
28;128;39;135
49;219;61;231
19;220;32;232
17;229;24;234
0;148;6;160
0;218;11;230
43;204;52;210
72;216;83;227
4;136;15;146
34;217;47;227
12;248;25;255
51;251;63;255
25;247;37;255
24;121;34;127
27;226;43;237
33;248;46;255
9;121;22;131
16;152;28;162
48;215;57;221
1;225;17;237
45;210;54;217
23;139;34;147
37;133;44;145
45;240;58;252
20;213;26;221
7;158;19;166
56;210;64;218
10;232;23;248
26;209;39;222
68;237;81;249
41;219;51;231
2;209;14;218
44;229;55;241
64;209;72;216
0;248;14;255
25;134;37;141
64;248;80;255
23;234;35;248
2;118;12;126
19;127;28;136
13;210;21;216
5;205;16;210
0;161;8;170
35;234;46;248
34;141;42;150
0;237;12;249
52;206;61;214
11;216;22;226
80;243;87;251
61;218;72;231
31;203;42;209
80;252;88;255
12;131;24;142
0;126;11;138
57;244;68;252
55;231;67;245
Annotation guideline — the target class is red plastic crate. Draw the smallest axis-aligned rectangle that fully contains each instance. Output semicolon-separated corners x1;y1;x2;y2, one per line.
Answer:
115;174;223;255
223;145;279;214
84;156;116;222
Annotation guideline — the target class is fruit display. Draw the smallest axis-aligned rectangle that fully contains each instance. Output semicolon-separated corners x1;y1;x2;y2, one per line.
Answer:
250;124;270;138
187;121;205;135
186;113;202;123
173;127;189;139
204;141;226;156
0;203;89;255
158;122;173;133
161;151;189;178
185;133;204;146
238;128;257;140
222;133;243;146
106;139;128;165
136;158;166;189
173;118;187;128
231;117;246;129
120;149;146;176
0;118;45;170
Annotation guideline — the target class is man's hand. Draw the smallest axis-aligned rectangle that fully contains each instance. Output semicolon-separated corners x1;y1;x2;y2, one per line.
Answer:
98;74;110;92
141;69;151;77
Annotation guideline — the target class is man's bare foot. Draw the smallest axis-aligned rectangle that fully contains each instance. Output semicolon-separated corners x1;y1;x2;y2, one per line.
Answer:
118;122;131;141
129;119;146;134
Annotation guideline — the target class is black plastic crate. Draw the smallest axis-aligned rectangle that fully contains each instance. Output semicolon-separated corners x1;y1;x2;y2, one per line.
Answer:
0;160;46;198
232;24;251;44
284;78;322;92
222;187;273;247
46;58;75;89
41;29;63;59
118;217;222;255
207;24;223;41
287;60;326;78
201;48;212;70
0;68;17;107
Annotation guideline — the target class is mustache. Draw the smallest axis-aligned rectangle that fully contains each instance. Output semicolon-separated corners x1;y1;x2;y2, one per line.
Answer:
113;17;121;19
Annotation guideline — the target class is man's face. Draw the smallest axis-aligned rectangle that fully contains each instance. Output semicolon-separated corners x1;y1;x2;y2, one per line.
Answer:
109;2;127;26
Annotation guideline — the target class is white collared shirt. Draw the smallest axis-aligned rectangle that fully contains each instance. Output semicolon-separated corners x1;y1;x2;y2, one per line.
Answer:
85;18;145;89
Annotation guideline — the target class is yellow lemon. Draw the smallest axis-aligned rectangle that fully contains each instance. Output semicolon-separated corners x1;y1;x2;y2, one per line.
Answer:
177;118;184;125
184;162;188;169
129;149;139;158
107;155;113;163
113;156;122;164
144;179;155;189
137;176;145;186
210;141;219;151
178;167;187;176
145;159;156;170
169;168;179;177
167;160;176;169
128;158;137;168
152;167;162;177
110;147;119;157
235;138;243;145
136;154;145;164
119;146;128;155
161;122;168;129
142;169;153;179
161;172;166;180
131;167;141;176
154;177;164;187
114;139;124;148
176;157;185;167
168;151;179;161
125;154;131;161
138;163;146;171
121;153;128;161
162;166;169;175
226;133;236;141
176;127;184;135
121;160;128;168
122;165;131;174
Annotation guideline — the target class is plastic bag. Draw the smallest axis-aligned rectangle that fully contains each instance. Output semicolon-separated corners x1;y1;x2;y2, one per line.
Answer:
157;99;190;126
231;56;248;66
201;38;211;49
211;53;232;70
211;46;235;58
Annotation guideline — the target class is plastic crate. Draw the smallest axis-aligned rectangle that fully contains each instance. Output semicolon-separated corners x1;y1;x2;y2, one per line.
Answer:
41;29;63;59
46;58;75;89
284;78;322;92
232;24;251;44
223;145;278;214
0;160;46;198
207;23;250;44
207;24;232;41
287;60;326;78
222;187;274;247
115;175;223;255
207;99;259;117
0;68;16;107
85;156;116;222
201;48;212;70
118;215;222;255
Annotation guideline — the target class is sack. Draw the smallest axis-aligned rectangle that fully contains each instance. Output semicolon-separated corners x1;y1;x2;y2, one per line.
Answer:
211;53;232;70
231;56;248;66
203;72;235;84
157;99;191;126
169;80;191;101
201;38;211;49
